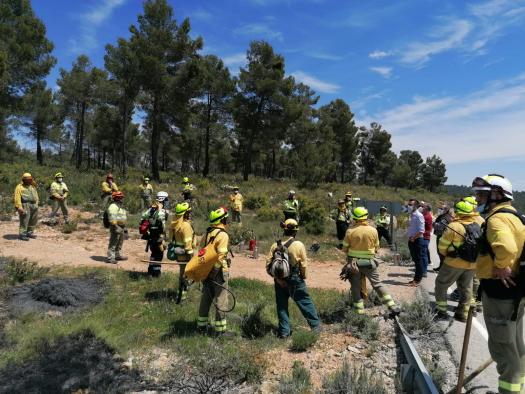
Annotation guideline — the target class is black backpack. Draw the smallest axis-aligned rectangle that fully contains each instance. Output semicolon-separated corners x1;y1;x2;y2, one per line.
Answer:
447;222;482;262
103;210;110;228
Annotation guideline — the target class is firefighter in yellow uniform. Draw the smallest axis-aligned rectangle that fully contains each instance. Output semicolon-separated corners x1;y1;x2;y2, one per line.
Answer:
435;201;481;322
341;207;399;315
49;172;69;224
106;191;128;264
14;173;39;241
229;186;243;223
197;207;233;337
101;173;119;211
170;202;194;302
139;176;153;210
472;174;525;394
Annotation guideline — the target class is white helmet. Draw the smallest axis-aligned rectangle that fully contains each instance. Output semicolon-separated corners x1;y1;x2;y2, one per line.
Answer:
289;190;296;195
472;174;513;200
156;191;169;202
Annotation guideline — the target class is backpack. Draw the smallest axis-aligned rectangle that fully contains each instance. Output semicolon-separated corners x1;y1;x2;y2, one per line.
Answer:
185;228;225;282
267;238;295;279
139;219;150;235
103;210;110;228
447;223;482;262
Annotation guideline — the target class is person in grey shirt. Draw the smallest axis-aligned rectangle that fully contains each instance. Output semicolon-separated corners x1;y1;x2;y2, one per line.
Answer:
407;198;425;286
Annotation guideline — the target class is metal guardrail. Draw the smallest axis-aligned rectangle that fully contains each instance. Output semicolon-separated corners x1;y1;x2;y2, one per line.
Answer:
395;315;440;394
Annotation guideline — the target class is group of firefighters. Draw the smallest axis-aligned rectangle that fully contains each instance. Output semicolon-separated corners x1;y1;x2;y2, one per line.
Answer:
10;171;525;393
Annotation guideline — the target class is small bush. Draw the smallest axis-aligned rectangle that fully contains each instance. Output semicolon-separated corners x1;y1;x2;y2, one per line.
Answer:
240;303;272;339
300;198;326;235
290;329;318;352
61;220;78;234
399;292;436;335
422;355;447;390
256;206;281;222
321;360;388;394
319;293;352;324
244;194;269;210
341;311;380;341
278;361;312;394
2;257;49;285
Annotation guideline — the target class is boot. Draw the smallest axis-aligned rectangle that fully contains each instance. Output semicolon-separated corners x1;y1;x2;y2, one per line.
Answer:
115;256;128;261
26;232;37;239
454;311;467;323
106;258;117;264
19;234;29;241
435;310;450;321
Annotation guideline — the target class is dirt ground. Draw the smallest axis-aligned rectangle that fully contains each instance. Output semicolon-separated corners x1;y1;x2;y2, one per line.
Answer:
0;208;416;302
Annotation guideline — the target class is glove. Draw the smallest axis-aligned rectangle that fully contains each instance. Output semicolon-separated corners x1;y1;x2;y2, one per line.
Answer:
340;259;359;282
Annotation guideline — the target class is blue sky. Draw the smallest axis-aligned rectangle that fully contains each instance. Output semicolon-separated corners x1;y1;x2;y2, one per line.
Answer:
31;0;525;188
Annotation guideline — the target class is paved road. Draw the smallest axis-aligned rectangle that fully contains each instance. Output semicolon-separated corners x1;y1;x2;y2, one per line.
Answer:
422;235;498;394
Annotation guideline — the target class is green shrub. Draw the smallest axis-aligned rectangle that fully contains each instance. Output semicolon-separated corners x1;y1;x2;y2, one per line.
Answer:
61;220;78;234
422;355;447;390
321;360;388;394
256;206;281;222
299;197;326;235
290;329;318;352
278;361;312;394
341;311;380;341
2;257;49;285
244;194;269;210
399;292;436;335
240;303;272;339
319;293;352;324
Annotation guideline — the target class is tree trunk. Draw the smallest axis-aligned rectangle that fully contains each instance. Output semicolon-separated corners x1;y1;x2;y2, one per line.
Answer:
121;102;129;176
202;96;212;177
102;149;106;170
150;96;161;181
242;135;253;181
36;125;43;165
76;101;87;169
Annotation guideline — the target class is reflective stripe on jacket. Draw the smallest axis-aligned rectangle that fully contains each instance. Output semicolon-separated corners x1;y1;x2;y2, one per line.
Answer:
107;202;127;226
50;181;69;199
170;216;195;254
14;184;39;209
342;222;379;259
375;214;390;228
283;199;299;213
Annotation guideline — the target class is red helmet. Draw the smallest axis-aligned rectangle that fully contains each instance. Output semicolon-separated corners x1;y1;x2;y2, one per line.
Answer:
112;191;124;200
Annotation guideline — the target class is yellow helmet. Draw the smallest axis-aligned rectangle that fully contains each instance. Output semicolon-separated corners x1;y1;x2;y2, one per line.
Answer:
22;173;32;179
462;196;477;206
454;201;474;216
345;191;352;197
54;172;63;178
209;207;228;224
182;177;189;183
281;218;299;231
175;202;191;215
352;207;368;221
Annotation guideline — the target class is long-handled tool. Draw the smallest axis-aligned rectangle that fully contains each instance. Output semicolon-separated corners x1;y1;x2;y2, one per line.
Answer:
454;305;475;394
446;357;494;394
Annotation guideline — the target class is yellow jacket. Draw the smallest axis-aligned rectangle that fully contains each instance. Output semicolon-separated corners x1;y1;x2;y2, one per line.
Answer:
471;212;484;227
229;193;243;212
101;181;119;194
170;216;195;254
139;183;153;197
107;202;127;226
476;202;525;279
200;224;230;271
14;183;39;209
266;238;308;279
342;221;379;259
438;216;480;270
50;181;69;199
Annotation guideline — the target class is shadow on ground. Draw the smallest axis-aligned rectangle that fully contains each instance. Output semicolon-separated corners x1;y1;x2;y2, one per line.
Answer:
2;234;19;241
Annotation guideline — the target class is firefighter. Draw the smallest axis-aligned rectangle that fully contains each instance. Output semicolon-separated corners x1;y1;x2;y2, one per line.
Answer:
375;206;392;247
139;176;153;210
48;172;69;224
142;191;169;277
101;174;119;211
14;173;39;241
106;191;128;264
283;190;299;221
229;186;243;223
472;174;525;394
170;202;194;301
335;199;350;249
341;207;399;315
344;191;353;212
181;177;195;201
197;207;233;337
267;218;321;338
435;201;481;322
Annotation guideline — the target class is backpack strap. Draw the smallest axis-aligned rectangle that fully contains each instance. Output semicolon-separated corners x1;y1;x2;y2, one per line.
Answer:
205;227;225;247
481;208;525;259
283;238;295;248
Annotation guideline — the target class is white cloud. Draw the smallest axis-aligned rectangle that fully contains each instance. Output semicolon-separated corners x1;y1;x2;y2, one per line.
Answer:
369;66;393;78
400;19;472;66
291;71;340;94
369;50;391;59
222;53;246;67
190;8;213;21
306;52;344;61
360;73;525;165
233;23;283;41
69;0;127;54
397;0;525;66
